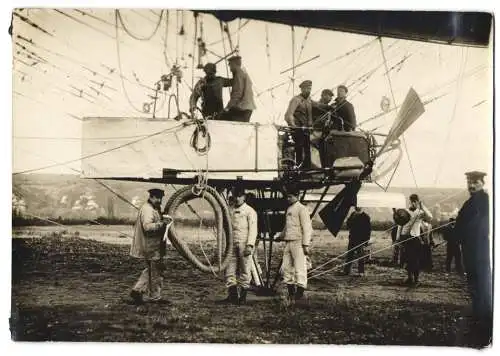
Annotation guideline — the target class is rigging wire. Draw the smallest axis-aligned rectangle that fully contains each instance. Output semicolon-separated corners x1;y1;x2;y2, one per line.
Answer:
219;21;230;78
114;10;152;114
191;13;198;90
378;37;419;189
297;28;311;64
116;9;164;41
433;47;469;186
13;121;189;175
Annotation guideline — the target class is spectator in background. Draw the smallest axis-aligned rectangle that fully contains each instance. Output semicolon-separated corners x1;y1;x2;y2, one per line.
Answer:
343;207;372;276
442;218;463;274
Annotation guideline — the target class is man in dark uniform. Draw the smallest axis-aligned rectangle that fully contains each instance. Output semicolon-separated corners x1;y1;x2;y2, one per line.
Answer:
333;85;356;131
442;218;463;274
343;207;372;276
455;171;491;345
284;80;313;169
311;89;334;167
189;63;232;119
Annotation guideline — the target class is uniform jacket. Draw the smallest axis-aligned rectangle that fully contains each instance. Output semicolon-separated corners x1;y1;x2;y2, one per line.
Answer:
130;201;165;259
231;203;258;246
227;67;256;111
333;98;356;131
282;201;313;245
285;94;313;127
190;76;232;116
455;190;490;266
346;211;371;244
401;206;432;237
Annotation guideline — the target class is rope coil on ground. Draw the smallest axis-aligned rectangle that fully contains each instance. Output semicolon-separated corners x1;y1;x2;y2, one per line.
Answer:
163;185;233;274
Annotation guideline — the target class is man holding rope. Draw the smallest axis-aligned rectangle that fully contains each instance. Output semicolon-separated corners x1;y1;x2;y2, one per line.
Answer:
129;188;169;305
400;194;432;286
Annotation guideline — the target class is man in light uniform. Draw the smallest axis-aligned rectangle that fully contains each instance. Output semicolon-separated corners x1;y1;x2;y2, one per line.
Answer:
279;186;313;300
129;188;168;304
400;194;432;286
222;187;258;305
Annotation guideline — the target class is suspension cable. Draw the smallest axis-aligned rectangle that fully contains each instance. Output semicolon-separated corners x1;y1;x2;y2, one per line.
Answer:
116;9;163;41
378;37;418;189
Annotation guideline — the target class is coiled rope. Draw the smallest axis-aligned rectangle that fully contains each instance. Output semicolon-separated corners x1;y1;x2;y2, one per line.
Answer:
163;185;233;273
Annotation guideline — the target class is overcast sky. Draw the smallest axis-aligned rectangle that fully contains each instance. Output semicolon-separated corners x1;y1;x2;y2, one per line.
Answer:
11;9;493;188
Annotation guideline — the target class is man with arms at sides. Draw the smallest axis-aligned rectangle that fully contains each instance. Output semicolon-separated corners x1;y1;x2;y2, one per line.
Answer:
220;187;258;305
343;207;372;276
284;80;313;169
278;185;313;302
455;171;491;346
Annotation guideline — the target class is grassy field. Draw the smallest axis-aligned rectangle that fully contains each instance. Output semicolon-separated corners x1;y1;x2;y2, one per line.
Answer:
10;225;489;346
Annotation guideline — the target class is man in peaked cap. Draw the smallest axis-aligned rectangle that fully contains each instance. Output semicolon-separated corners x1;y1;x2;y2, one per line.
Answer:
277;184;313;302
219;55;256;122
333;84;356;131
454;171;492;345
189;62;233;119
129;188;169;304
284;80;314;169
219;186;257;305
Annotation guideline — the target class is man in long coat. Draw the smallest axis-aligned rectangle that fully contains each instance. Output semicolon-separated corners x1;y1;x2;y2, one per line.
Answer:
455;171;491;344
130;188;168;304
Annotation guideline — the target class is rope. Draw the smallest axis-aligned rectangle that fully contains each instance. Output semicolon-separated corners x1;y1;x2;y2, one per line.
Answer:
13;121;189;175
378;37;418;189
307;188;467;277
219;21;230;78
191;13;198;90
308;220;456;280
190;119;212;155
163;185;232;274
433;47;469;186
114;10;150;114
163;10;170;67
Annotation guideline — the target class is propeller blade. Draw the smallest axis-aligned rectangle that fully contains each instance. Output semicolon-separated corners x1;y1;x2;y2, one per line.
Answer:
377;88;425;156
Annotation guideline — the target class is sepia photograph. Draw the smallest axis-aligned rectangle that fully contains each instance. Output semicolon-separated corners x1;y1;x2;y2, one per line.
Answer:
8;4;494;348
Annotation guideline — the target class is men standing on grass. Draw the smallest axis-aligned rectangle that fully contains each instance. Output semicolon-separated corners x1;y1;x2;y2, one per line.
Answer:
279;185;313;301
220;186;258;305
129;188;169;305
343;207;371;276
454;171;491;345
399;194;432;286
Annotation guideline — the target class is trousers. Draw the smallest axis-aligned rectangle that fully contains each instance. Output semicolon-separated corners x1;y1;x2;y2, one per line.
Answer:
225;241;253;289
282;240;307;288
401;236;422;274
133;259;164;300
445;241;463;273
292;129;311;169
344;240;367;274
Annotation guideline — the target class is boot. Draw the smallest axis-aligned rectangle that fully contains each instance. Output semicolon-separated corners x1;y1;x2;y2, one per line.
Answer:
287;284;296;299
217;286;239;304
295;286;305;300
239;288;248;305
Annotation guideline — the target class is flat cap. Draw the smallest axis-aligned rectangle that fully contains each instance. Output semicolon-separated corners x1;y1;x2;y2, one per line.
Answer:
227;55;242;62
148;188;165;198
321;89;334;96
203;62;216;73
232;186;246;197
465;171;487;180
299;80;312;88
337;84;348;93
